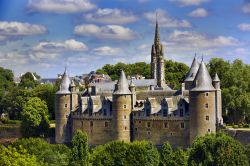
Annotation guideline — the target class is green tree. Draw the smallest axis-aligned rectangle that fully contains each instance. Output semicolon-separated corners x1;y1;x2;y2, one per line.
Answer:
0;145;40;166
33;84;57;120
12;138;70;166
21;97;50;137
70;130;90;166
19;72;38;88
188;132;249;166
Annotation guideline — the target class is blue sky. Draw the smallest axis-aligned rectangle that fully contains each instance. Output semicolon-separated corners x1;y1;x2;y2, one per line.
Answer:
0;0;250;78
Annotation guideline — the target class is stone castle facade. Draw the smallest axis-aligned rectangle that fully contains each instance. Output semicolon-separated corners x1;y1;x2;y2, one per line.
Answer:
55;19;223;147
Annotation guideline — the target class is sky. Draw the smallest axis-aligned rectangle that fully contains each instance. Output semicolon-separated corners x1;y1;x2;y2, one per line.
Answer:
1;0;250;78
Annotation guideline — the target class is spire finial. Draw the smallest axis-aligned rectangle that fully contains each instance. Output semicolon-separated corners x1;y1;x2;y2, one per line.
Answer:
201;55;204;62
154;12;160;45
194;53;197;58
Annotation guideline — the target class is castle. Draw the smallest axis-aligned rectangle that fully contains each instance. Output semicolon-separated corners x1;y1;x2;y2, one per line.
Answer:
55;18;223;147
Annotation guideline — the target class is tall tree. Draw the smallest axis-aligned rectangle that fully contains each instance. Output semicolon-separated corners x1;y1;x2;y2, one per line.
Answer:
70;130;90;166
21;97;50;137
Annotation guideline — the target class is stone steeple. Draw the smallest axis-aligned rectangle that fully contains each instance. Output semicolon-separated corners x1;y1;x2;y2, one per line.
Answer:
113;70;131;94
150;14;165;88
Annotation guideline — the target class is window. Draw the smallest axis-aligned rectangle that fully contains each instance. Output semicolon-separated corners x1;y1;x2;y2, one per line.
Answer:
103;109;107;116
163;109;168;117
180;109;184;117
205;103;209;108
124;104;126;108
139;121;141;123
64;104;67;108
180;122;185;129
146;109;150;117
164;122;168;128
125;126;127;130
148;131;150;135
90;121;93;127
105;121;108;127
208;129;211;132
124;115;126;119
205;92;209;97
147;122;151;128
206;116;209;121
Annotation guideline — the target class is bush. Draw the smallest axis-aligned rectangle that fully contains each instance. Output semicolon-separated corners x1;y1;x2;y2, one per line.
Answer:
12;138;70;166
90;141;159;166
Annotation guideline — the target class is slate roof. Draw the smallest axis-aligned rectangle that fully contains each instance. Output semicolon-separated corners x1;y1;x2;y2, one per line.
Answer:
113;70;131;94
185;56;200;82
56;68;71;94
213;73;220;82
191;61;215;91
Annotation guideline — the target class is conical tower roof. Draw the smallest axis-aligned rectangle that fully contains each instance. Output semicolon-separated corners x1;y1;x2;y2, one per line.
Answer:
113;70;131;94
56;67;71;94
129;79;135;87
191;61;215;91
213;73;220;82
185;56;200;82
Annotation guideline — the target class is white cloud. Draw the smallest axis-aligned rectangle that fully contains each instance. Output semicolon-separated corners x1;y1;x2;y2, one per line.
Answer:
167;30;240;48
84;8;138;24
238;23;250;31
27;0;96;14
188;8;208;17
169;0;209;6
144;9;191;28
242;3;250;14
0;52;29;66
93;46;121;55
74;24;137;40
0;21;46;43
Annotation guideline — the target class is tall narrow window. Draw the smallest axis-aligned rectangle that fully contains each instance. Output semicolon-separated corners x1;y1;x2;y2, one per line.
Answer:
180;122;185;129
124;104;126;109
205;92;209;97
206;116;209;121
164;122;168;128
90;121;93;127
64;104;67;108
205;103;209;108
147;122;151;128
105;121;108;127
180;109;184;117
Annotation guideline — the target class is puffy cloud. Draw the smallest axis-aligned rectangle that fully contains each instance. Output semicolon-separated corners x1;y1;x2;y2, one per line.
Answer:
0;52;28;65
169;0;209;6
84;8;138;24
30;39;88;60
242;3;250;14
188;8;208;17
93;46;121;56
238;23;250;31
167;30;240;48
0;21;46;43
144;9;191;28
74;24;137;40
27;0;96;14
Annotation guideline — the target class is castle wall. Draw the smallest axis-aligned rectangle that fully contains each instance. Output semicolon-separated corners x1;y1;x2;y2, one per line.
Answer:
133;118;189;148
72;117;113;145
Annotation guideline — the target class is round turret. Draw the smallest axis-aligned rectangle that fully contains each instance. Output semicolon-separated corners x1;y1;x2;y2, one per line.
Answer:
55;68;71;143
189;61;216;144
112;70;132;142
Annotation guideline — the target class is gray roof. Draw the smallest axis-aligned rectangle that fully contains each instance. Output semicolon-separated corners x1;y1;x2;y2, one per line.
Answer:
129;79;135;87
191;61;215;91
185;56;200;82
113;70;131;94
56;68;71;94
213;73;220;82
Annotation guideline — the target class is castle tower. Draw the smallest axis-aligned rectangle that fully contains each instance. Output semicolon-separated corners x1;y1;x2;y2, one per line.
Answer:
70;80;79;112
55;67;71;143
129;79;136;109
184;55;200;90
213;73;223;127
189;61;216;144
151;15;165;88
112;70;132;142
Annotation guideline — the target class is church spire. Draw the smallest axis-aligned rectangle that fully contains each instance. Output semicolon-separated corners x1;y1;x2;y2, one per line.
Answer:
154;13;160;45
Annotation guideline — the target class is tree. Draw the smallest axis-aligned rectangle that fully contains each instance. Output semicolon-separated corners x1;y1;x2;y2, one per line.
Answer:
159;142;188;166
70;130;90;166
188;132;249;166
20;97;50;137
12;138;70;166
0;145;40;166
33;84;57;119
90;141;160;166
19;72;38;88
